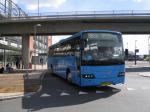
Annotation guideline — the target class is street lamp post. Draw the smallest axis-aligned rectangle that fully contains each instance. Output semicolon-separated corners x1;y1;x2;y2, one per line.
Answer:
126;42;128;62
34;24;42;70
148;36;150;65
134;40;137;65
38;0;39;16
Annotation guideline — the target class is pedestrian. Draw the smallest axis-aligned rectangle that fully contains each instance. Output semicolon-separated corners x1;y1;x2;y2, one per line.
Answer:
6;63;10;72
16;60;18;69
0;64;4;73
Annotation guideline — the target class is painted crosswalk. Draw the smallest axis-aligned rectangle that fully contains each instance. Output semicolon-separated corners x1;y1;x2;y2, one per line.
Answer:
127;88;136;91
40;93;51;97
96;90;105;93
38;86;150;98
78;91;88;95
60;92;70;96
38;90;107;97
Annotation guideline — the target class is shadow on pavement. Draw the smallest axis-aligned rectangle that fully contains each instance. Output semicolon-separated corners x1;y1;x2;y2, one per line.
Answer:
22;71;121;111
126;67;150;73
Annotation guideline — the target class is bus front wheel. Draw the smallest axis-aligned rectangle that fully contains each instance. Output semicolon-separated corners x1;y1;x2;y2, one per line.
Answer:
66;71;72;83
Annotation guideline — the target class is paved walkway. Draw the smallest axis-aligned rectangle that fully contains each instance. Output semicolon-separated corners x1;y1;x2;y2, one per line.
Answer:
125;61;150;68
125;61;150;78
0;69;46;100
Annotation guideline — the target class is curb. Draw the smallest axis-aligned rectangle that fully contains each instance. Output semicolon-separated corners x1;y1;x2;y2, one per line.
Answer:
0;70;47;101
139;73;150;78
0;92;35;101
126;66;150;68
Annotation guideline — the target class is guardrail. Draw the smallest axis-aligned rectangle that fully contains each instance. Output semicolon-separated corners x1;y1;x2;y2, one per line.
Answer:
1;10;150;20
0;0;27;18
27;10;150;17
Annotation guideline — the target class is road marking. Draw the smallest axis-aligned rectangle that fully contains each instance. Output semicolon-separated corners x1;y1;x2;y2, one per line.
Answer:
78;91;88;95
96;90;104;94
127;88;136;91
40;93;51;97
112;89;120;92
25;95;31;98
60;92;70;96
141;86;149;90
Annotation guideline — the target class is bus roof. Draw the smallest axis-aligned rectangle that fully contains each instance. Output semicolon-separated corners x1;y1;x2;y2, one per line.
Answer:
49;30;121;49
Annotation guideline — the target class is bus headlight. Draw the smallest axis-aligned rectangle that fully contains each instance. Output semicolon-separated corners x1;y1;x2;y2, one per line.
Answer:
82;74;95;79
118;72;125;77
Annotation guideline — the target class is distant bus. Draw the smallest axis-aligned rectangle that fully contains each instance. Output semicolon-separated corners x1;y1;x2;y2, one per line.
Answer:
48;30;125;87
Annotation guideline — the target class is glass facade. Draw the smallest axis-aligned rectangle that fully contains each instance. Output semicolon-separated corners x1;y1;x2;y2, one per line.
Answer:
33;36;48;54
0;36;51;68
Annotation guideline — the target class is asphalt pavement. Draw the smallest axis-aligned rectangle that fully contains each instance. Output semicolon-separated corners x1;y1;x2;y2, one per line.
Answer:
0;67;150;112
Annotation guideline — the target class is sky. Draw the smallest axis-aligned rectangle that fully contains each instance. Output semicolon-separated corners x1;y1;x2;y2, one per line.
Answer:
12;0;150;55
13;0;150;12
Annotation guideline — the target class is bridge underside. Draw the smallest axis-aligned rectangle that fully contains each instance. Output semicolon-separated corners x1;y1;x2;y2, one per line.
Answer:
1;16;150;36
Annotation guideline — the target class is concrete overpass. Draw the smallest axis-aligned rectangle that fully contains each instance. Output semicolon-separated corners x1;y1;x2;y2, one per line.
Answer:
1;10;150;69
1;11;150;36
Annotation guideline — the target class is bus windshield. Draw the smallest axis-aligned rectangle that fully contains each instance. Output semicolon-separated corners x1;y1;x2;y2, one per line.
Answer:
82;32;124;65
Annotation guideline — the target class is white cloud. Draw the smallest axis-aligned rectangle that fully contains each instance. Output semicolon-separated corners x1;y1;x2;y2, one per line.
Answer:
133;0;142;2
50;0;66;8
111;0;143;2
28;5;38;11
52;35;70;44
13;0;66;11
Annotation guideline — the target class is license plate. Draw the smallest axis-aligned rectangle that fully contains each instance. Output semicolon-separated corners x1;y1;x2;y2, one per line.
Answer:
101;82;112;86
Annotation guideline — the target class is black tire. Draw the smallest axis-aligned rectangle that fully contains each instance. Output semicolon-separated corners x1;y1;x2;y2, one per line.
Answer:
66;69;72;83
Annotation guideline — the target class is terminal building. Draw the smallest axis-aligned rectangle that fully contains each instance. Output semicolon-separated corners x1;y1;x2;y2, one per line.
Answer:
0;36;52;69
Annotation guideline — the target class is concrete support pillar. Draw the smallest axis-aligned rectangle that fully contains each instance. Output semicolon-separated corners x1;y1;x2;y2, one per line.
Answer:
22;34;30;69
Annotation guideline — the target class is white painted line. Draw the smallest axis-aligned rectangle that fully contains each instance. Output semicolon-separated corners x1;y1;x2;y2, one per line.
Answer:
141;87;149;90
78;91;88;95
127;88;136;91
112;89;120;92
96;91;104;94
60;92;70;96
25;95;31;98
40;93;51;97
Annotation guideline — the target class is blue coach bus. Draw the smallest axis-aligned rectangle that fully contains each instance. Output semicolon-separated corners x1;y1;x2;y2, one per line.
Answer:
48;30;125;87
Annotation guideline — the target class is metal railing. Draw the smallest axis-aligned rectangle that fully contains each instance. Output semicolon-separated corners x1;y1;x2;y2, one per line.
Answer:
1;5;150;20
27;10;150;17
2;10;150;20
0;0;27;18
0;0;150;20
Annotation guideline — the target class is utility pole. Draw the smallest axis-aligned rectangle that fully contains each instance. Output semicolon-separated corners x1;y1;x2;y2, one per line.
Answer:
148;36;150;65
134;40;137;65
127;42;128;61
38;0;39;16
